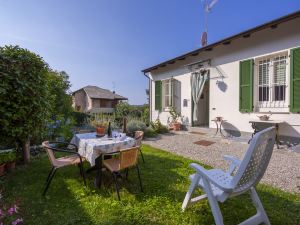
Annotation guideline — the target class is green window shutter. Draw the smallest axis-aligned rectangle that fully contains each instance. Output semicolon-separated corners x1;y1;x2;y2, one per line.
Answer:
239;59;254;113
155;80;162;111
290;47;300;113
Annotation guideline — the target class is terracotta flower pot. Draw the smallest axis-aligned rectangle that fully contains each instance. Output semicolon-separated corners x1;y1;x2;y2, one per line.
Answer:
0;164;5;176
5;161;16;171
173;122;181;131
96;126;105;136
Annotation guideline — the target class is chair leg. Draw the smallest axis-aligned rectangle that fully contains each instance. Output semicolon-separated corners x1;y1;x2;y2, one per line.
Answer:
78;164;83;177
139;148;145;163
240;188;271;225
43;168;57;196
202;178;224;225
136;165;143;192
79;163;87;187
125;168;129;180
251;188;271;225
45;167;55;183
112;172;120;201
182;173;201;211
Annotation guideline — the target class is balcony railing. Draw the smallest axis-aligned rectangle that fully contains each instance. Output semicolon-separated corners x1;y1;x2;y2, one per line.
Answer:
88;107;115;114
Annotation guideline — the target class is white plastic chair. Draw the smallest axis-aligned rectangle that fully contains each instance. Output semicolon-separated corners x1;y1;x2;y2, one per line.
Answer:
182;127;276;225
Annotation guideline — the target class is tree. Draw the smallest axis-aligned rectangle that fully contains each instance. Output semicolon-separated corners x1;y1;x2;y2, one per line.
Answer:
0;45;52;164
46;70;73;119
115;102;131;118
45;70;74;141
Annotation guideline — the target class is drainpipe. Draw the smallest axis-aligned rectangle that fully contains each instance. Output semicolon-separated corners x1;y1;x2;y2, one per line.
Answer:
143;72;151;123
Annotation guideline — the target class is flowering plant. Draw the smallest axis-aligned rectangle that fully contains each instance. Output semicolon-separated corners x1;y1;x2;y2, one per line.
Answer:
0;203;23;225
89;114;109;128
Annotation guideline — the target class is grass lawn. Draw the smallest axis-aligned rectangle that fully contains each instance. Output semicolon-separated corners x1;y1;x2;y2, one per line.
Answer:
1;144;300;225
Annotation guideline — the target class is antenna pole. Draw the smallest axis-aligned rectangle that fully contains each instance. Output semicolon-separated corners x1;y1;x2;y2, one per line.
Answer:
204;0;208;33
205;0;208;38
112;81;116;94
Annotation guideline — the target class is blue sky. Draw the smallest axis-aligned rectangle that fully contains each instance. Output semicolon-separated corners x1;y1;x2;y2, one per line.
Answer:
0;1;299;104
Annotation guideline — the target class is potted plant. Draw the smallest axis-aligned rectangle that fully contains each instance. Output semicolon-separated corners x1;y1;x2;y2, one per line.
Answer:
89;114;109;136
169;107;182;131
5;149;17;171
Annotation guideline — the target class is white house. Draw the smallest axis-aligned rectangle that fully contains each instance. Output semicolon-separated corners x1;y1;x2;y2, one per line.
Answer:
142;11;300;139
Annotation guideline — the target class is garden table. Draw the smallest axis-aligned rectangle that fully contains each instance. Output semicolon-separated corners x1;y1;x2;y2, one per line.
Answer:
248;120;284;149
211;118;227;137
70;132;136;187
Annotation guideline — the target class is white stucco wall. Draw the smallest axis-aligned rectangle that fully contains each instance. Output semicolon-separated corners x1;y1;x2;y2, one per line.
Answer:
148;17;300;138
150;72;192;126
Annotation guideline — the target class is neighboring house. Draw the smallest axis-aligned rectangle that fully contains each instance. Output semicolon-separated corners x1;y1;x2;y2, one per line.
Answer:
142;11;300;138
72;85;127;113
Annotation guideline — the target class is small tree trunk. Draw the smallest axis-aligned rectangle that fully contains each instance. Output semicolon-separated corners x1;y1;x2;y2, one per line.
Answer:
22;139;30;164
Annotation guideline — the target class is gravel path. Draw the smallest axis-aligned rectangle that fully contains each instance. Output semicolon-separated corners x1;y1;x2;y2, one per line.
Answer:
144;130;300;193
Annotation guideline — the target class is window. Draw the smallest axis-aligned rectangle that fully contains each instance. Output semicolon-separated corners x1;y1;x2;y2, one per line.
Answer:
100;99;111;108
162;79;172;109
92;99;100;108
255;52;288;111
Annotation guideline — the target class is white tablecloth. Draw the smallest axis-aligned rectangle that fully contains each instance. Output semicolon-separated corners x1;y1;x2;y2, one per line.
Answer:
70;132;136;166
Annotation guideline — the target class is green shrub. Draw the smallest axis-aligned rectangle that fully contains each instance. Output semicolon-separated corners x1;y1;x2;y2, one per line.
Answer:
127;119;147;136
141;107;150;125
150;119;169;134
47;115;75;142
115;102;149;124
169;106;182;123
0;152;8;165
0;45;51;164
115;102;131;118
0;149;16;164
7;150;16;162
144;127;158;138
72;111;90;127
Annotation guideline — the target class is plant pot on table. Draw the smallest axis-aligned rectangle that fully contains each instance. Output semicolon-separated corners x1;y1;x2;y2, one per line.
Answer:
96;126;106;136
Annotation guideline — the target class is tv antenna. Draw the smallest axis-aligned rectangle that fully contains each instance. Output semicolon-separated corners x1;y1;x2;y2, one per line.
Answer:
201;0;218;46
112;81;116;93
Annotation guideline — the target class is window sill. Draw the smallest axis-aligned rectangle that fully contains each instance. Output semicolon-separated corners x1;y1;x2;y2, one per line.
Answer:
255;108;290;114
163;107;172;112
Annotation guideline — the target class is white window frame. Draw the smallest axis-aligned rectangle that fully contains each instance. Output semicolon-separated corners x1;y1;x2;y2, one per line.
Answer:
254;51;290;113
162;78;173;110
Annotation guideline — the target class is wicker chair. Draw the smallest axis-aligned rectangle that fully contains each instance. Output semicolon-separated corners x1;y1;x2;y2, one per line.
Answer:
42;141;86;196
103;146;143;200
182;127;276;225
134;131;145;163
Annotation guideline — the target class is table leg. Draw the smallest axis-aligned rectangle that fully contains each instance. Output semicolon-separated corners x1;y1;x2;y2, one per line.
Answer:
248;122;257;144
95;155;102;188
219;120;226;138
214;121;219;136
275;124;280;149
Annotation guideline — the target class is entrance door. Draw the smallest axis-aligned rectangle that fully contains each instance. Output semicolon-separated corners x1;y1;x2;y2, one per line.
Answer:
197;82;209;126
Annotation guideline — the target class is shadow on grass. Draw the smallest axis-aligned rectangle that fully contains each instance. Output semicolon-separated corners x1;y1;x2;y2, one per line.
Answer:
132;145;299;225
86;150;189;201
2;145;300;225
1;154;95;224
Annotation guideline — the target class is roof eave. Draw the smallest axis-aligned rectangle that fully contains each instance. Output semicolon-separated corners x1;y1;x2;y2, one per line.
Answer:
141;10;300;73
